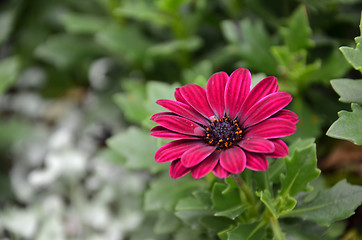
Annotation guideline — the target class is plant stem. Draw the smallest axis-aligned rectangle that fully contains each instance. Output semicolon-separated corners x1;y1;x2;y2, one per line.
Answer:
269;215;287;240
231;174;255;204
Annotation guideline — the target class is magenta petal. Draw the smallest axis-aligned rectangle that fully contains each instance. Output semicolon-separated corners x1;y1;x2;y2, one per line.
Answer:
245;152;269;171
244;119;296;139
181;144;216;168
157;99;209;125
206;71;228;118
212;163;230;178
239;76;278;117
150;112;175;121
238;138;275;153
191;152;219;179
151;126;200;139
153;115;205;136
170;159;190;179
174;88;188;105
224;68;251;119
271;109;299;124
219;147;246;174
180;84;215;120
155;140;201;163
266;139;289;158
242;92;292;128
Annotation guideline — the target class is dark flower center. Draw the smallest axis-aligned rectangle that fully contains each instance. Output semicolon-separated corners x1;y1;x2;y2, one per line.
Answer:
204;116;242;150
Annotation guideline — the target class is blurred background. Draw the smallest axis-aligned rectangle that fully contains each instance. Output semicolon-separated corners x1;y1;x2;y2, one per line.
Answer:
0;0;361;239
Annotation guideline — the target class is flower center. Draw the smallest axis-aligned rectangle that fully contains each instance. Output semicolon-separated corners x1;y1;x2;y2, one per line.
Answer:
204;116;242;150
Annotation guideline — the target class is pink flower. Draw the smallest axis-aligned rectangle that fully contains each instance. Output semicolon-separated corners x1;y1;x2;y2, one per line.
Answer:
151;68;298;179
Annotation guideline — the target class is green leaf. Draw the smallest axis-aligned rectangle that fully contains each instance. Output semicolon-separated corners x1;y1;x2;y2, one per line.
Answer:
280;6;313;52
145;176;207;211
330;79;362;105
174;227;202;240
61;13;108;34
107;127;167;172
339;13;362;73
95;24;151;63
113;80;149;124
327;103;362;145
35;34;100;69
200;216;235;233
227;222;265;240
147;37;202;57
0;56;20;95
280;142;321;197
214;204;249;220
211;182;241;212
267;159;286;183
145;81;180;115
282;180;362;226
154;211;180;234
258;190;278;218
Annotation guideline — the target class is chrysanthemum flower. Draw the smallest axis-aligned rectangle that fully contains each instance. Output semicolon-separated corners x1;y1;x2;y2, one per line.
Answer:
151;68;298;179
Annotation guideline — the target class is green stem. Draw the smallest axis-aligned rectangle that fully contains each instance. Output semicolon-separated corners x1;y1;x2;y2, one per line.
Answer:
269;215;287;240
231;174;255;204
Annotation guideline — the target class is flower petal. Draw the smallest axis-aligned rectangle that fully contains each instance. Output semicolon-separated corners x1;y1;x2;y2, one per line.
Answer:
150;126;200;139
181;144;217;168
155;140;202;163
150;112;175;121
153;115;205;136
219;147;246;174
157;99;209;125
206;71;228;118
180;84;215;120
239;76;278;117
174;88;188;105
170;159;190;179
191;152;219;179
238;138;275;153
212;163;230;178
242;92;292;128
244;119;296;139
245;152;269;171
271;109;299;124
224;68;251;119
266;139;289;158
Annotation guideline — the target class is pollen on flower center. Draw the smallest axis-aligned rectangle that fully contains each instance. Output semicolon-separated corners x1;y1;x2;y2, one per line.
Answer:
204;116;242;150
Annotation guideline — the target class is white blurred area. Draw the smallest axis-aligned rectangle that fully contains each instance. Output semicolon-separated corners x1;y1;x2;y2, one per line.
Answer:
0;59;147;240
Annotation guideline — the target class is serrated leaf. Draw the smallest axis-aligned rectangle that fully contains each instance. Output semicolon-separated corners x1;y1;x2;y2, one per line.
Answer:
280;6;313;52
339;13;362;73
0;56;20;95
227;222;266;240
330;79;362;105
145;176;207;211
327;103;362;145
107;127;167;172
282;180;362;226
214;204;249;220
258;190;278;218
267;159;286;183
280;143;321;197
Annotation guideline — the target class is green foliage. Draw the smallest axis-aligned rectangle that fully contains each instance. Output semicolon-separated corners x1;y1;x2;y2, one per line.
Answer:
107;127;168;172
330;79;362;105
282;180;362;226
0;56;20;95
339;12;362;73
327;103;362;145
